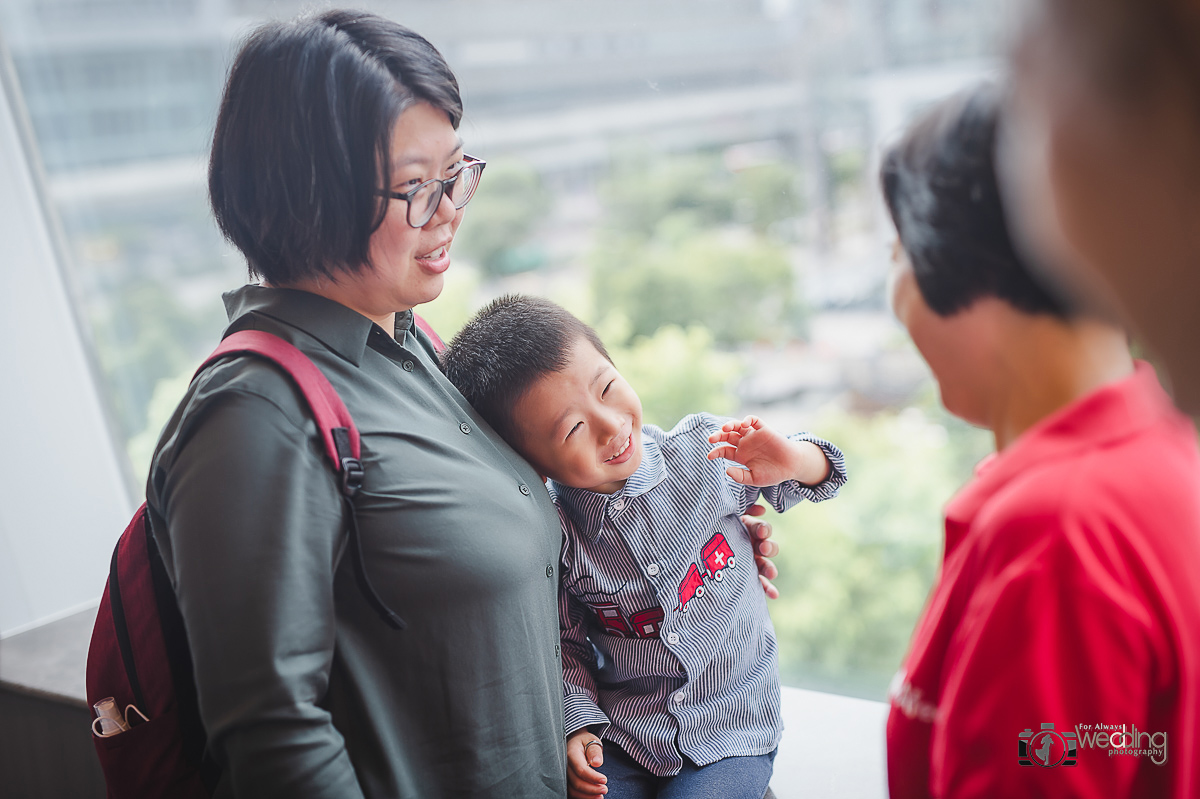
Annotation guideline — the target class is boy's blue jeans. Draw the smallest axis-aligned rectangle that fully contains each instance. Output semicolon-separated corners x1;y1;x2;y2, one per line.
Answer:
597;743;776;799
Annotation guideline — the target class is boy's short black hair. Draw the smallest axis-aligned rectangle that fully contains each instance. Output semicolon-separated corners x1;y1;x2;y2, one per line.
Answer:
441;295;612;445
209;9;462;285
880;83;1073;319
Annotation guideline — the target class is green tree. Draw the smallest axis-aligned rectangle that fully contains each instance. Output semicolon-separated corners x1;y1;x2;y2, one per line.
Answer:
732;163;805;235
604;321;742;430
599;152;735;238
764;403;991;699
591;227;802;346
453;161;551;277
600;151;804;241
90;277;224;441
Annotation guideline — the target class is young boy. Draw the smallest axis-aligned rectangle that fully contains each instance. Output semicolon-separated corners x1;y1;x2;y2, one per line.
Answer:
441;295;846;799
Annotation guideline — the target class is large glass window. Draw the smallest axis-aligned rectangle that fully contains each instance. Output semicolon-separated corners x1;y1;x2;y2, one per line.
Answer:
1;0;1008;700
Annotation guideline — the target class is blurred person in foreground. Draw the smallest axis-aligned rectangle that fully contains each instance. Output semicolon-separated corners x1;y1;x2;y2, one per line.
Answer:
882;83;1200;798
1002;0;1200;415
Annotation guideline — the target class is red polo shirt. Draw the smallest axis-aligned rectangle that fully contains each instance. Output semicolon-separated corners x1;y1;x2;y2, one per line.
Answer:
887;362;1200;798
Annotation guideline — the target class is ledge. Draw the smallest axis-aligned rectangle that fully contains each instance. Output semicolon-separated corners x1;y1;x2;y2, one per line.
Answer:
0;609;889;797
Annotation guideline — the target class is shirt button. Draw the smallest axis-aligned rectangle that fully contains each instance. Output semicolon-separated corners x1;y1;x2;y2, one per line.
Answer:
555;644;561;658
546;564;554;578
666;633;680;645
459;422;471;434
611;498;625;512
402;360;415;372
646;563;660;577
673;692;686;704
519;484;531;496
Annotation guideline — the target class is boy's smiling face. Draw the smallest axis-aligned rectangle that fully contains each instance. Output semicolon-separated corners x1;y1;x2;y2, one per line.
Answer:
511;336;643;494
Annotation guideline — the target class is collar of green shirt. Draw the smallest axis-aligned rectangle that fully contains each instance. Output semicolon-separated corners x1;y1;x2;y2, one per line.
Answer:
222;284;416;367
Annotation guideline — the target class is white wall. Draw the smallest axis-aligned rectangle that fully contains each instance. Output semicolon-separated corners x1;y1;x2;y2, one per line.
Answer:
0;43;132;637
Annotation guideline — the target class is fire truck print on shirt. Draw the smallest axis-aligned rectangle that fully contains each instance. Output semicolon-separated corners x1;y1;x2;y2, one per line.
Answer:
677;532;736;611
584;530;738;629
589;602;667;639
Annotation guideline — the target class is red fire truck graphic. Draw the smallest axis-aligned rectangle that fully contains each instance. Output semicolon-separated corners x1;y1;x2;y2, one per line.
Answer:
629;607;665;638
591;602;633;637
676;563;706;612
700;532;736;582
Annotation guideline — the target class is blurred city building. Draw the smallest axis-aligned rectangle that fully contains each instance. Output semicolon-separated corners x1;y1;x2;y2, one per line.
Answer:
1;0;1007;458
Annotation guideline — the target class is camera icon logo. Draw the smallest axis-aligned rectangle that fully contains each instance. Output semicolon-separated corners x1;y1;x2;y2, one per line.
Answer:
1019;723;1078;767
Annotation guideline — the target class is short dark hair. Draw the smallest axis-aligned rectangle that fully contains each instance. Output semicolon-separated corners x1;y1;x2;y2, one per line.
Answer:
441;295;612;445
880;83;1072;318
209;9;462;285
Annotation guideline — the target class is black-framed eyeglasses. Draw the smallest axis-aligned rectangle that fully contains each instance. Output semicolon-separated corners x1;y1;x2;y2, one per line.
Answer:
382;154;486;228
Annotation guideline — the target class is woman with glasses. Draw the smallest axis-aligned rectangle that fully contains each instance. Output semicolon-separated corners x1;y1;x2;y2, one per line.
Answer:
145;11;565;798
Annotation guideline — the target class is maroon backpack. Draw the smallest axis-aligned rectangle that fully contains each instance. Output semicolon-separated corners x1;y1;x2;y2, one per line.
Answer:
86;321;443;797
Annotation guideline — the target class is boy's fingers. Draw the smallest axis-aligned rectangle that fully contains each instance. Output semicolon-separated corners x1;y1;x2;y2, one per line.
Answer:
584;739;605;768
568;771;608;798
743;503;767;518
760;574;780;599
756;537;779;558
707;444;738;461
726;466;753;484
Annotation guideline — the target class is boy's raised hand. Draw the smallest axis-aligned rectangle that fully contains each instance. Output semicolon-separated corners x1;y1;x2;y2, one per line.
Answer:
708;415;831;488
566;729;608;798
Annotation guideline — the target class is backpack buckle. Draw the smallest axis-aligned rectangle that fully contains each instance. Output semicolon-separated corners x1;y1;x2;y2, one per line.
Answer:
340;457;364;497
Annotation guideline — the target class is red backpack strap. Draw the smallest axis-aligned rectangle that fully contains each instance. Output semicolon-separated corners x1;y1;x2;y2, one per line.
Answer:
196;329;402;630
199;330;363;496
413;313;446;353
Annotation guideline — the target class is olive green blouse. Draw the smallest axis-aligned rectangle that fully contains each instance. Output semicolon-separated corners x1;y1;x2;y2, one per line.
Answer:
147;285;567;798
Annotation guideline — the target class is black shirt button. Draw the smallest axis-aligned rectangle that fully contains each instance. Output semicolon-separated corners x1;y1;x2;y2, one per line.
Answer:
555;644;560;658
546;564;554;578
460;422;471;434
402;360;415;372
519;484;531;496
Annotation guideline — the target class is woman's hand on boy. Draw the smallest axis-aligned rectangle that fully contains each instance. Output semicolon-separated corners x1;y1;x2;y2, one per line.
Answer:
566;729;608;798
708;415;831;488
742;504;781;599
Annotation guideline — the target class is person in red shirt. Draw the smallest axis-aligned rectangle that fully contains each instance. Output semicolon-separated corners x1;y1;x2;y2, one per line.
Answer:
880;83;1200;798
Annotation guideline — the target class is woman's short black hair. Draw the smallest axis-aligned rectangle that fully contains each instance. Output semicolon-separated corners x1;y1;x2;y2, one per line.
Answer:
441;295;612;446
209;9;462;285
880;83;1072;318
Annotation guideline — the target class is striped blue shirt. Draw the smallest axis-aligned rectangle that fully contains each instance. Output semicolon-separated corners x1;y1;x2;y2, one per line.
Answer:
552;413;847;776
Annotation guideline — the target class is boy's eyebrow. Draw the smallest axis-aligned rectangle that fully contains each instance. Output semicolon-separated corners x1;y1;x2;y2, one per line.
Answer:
548;365;608;438
550;409;571;436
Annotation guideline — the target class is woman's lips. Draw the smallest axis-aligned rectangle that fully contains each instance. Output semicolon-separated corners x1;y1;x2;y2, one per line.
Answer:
416;242;451;274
